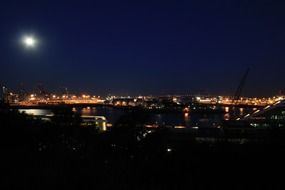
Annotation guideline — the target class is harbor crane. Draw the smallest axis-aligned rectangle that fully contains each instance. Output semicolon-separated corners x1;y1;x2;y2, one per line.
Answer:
232;68;250;104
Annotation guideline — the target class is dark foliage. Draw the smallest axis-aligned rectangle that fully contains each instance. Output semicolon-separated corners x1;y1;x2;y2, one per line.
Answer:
1;108;285;189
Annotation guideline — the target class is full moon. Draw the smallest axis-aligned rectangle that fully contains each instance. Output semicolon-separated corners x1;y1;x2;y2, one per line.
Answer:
22;35;37;48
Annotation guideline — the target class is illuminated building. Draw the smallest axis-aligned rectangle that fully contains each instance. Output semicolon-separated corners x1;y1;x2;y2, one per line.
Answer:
81;116;108;131
244;100;285;128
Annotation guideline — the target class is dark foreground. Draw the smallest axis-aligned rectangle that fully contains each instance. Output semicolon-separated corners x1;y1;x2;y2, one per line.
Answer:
1;108;285;190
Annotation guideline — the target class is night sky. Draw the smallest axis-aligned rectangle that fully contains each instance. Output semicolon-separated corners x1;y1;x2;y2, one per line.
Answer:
0;0;284;97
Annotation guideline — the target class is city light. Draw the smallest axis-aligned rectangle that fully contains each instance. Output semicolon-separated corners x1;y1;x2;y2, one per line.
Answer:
167;148;172;152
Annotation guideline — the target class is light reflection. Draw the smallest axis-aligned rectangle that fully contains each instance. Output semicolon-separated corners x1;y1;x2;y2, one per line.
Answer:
174;125;185;129
224;113;230;120
19;109;53;116
225;107;229;113
239;108;244;116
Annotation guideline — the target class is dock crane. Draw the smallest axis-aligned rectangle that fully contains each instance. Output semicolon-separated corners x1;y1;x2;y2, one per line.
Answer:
232;68;250;104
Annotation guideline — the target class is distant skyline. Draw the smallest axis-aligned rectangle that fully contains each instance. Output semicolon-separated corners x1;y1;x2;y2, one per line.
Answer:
1;0;284;96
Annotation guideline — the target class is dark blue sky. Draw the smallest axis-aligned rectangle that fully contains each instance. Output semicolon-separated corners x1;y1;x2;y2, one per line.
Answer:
0;0;284;96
